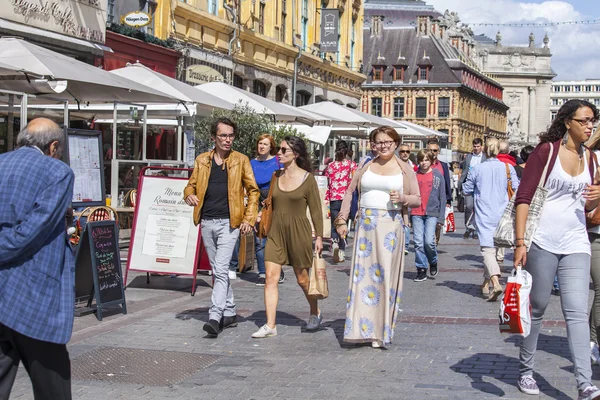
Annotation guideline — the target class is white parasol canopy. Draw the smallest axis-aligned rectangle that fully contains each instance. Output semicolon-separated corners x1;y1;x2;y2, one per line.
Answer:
395;121;449;137
109;63;233;113
0;37;180;103
194;82;315;122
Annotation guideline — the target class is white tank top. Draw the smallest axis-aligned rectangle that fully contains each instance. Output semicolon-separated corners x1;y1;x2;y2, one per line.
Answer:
533;154;591;255
360;168;403;210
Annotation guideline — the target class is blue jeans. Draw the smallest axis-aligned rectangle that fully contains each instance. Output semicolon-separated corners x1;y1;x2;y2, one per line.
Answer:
404;224;410;251
411;215;438;269
330;200;345;250
255;235;267;276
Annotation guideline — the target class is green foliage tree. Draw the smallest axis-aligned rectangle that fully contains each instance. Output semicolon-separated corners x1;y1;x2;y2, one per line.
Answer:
194;102;306;158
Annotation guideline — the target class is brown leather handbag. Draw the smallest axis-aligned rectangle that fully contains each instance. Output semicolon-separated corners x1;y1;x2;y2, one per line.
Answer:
505;163;515;200
257;173;277;239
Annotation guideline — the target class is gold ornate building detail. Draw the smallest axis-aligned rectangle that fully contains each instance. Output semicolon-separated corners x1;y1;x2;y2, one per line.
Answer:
156;0;366;105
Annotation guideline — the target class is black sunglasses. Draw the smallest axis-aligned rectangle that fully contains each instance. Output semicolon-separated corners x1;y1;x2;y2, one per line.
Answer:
277;146;291;154
399;150;410;154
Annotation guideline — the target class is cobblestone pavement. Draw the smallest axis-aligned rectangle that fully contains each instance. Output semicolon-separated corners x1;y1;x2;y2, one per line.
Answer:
9;213;596;399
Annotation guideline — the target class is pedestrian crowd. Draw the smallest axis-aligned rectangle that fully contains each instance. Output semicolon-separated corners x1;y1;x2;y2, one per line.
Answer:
3;98;600;400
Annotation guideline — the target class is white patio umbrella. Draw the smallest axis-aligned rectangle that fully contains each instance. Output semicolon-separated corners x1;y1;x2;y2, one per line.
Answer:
395;121;448;137
194;82;315;122
299;102;373;126
109;63;234;113
0;37;180;103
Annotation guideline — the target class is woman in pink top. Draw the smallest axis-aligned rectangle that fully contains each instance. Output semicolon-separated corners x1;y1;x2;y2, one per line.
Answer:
325;140;356;263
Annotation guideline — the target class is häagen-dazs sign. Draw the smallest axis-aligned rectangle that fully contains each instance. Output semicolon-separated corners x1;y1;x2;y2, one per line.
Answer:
185;65;224;84
122;11;151;28
3;0;107;43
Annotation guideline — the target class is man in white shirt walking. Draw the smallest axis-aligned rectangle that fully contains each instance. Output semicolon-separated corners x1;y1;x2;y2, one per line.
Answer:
459;138;485;239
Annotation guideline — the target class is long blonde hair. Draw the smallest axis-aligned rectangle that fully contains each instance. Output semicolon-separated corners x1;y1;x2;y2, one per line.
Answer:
587;129;600;151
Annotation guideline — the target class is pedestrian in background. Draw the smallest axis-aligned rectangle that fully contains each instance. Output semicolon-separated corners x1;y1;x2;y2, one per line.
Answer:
411;150;446;282
0;118;75;399
514;145;534;180
587;130;600;367
251;134;283;286
463;138;519;301
335;126;420;349
252;136;324;338
495;140;519;264
398;143;413;255
498;141;517;166
325;140;356;263
426;138;452;245
459;138;486;239
513;99;600;399
184;117;260;338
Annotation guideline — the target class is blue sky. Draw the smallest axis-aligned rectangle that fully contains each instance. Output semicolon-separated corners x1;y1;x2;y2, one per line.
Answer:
427;0;600;80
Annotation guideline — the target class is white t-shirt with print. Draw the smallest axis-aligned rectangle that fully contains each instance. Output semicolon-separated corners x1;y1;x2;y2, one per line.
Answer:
533;154;591;255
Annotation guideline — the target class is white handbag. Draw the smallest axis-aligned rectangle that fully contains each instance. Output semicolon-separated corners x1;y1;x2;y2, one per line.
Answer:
493;143;553;249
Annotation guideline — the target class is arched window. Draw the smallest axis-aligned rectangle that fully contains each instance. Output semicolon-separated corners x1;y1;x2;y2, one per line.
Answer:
253;80;267;97
315;95;326;103
276;85;288;102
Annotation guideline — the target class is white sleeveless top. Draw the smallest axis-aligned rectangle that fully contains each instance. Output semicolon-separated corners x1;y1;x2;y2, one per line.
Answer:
360;168;403;210
533;154;591;255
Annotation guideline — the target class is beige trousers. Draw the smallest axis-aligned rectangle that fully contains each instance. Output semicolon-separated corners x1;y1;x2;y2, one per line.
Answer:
481;246;501;279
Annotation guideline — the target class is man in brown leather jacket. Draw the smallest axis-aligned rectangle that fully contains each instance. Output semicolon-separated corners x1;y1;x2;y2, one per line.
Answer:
184;117;259;337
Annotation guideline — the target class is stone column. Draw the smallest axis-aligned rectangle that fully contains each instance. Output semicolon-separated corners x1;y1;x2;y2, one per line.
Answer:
528;86;536;142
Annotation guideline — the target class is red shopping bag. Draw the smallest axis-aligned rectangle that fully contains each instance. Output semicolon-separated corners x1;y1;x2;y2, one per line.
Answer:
499;268;532;336
444;207;456;233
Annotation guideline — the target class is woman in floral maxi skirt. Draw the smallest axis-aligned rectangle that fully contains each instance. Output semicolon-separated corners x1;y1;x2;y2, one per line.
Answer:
335;127;420;348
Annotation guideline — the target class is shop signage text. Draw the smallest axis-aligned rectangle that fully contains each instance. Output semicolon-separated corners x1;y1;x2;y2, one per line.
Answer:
122;11;151;28
185;65;224;84
4;0;107;43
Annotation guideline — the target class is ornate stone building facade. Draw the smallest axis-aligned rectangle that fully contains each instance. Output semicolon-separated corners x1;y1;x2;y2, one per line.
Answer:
473;32;555;145
361;0;508;157
155;0;366;106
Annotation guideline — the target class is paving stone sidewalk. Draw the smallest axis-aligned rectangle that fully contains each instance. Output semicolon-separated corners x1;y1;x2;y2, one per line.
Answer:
9;213;595;400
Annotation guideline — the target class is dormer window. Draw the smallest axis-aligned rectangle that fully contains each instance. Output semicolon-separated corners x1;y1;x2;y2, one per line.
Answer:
392;65;406;81
373;67;383;80
371;64;386;81
417;50;432;82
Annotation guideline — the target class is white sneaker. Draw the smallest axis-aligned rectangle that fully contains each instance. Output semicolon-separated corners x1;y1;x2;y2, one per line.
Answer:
579;385;600;400
371;340;386;349
591;342;600;365
228;270;237;280
332;242;340;263
339;249;345;262
251;324;277;338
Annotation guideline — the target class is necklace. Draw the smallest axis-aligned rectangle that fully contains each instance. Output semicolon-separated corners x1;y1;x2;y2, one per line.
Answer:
562;143;583;160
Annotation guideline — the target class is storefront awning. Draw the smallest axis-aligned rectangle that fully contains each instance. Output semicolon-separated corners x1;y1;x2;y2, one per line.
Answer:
0;18;113;56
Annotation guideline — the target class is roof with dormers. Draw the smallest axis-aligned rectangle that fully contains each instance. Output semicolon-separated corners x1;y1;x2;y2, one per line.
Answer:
362;1;505;105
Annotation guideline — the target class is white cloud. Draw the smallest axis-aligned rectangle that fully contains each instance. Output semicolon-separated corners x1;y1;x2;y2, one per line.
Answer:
426;0;600;80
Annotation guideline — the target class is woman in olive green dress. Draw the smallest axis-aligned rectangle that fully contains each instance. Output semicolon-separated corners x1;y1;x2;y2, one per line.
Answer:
252;136;324;338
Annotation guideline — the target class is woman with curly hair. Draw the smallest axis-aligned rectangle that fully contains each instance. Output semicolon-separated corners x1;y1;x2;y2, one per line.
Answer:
514;100;600;399
335;126;420;349
252;136;324;338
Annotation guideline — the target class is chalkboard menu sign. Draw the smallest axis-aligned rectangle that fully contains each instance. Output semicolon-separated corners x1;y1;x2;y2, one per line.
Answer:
75;220;127;320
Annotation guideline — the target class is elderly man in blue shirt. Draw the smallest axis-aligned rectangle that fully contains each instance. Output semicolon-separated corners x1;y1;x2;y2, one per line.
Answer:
463;138;519;301
0;118;75;399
